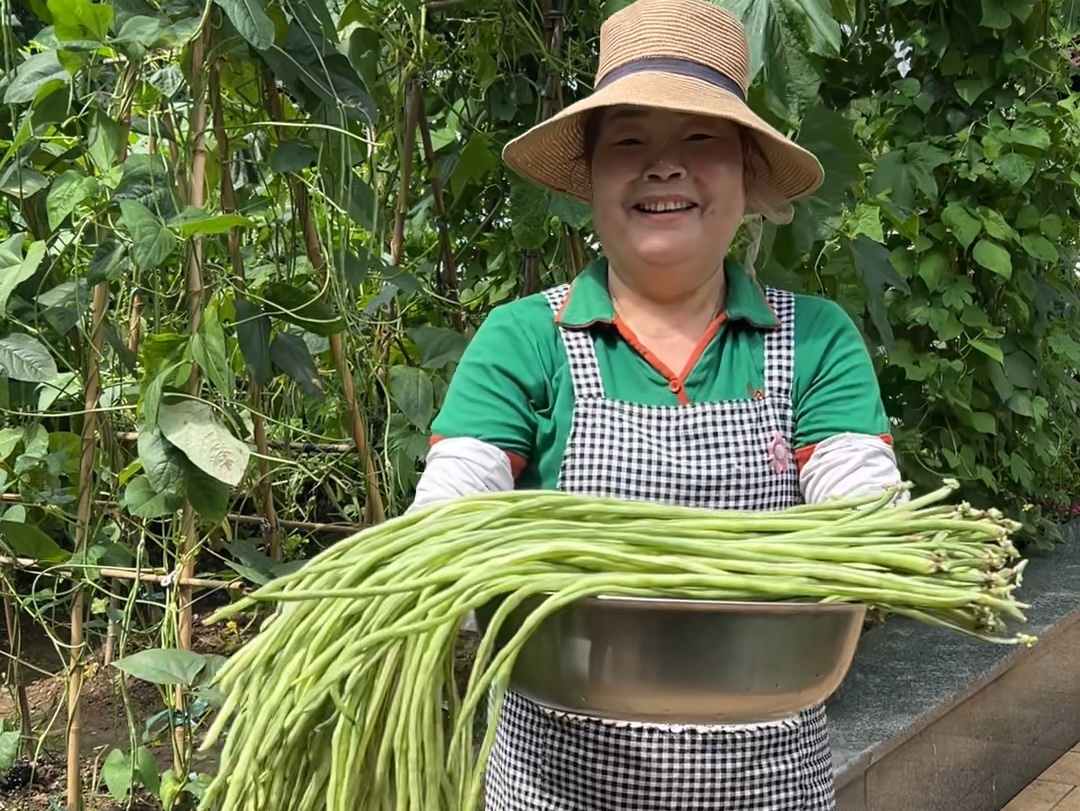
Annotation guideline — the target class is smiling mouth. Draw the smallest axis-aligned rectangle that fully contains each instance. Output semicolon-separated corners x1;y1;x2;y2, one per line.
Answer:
633;200;698;214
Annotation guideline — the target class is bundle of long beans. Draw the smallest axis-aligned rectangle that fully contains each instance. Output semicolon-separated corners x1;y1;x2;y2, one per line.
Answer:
198;481;1032;811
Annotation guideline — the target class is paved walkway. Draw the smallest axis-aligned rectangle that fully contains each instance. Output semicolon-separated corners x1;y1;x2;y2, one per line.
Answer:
1004;744;1080;810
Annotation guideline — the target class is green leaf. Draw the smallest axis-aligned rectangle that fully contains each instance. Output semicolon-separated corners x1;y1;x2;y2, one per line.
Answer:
0;428;22;459
233;300;272;386
191;306;232;394
110;15;170;59
917;250;950;292
101;749;132;802
137;428;186;497
979;0;1011;27
941;203;981;249
1020;234;1058;262
169;206;254;235
87;237;128;284
408;325;468;370
87;108;127;173
112;154;179;218
158;401;250;487
214;0;275;49
0;728;19;772
994;153;1035;188
1003;350;1037;388
971;239;1012;279
969;338;1004;363
0;520;69;562
0;237;47;316
261;282;345;336
269;333;324;398
449;133;497;197
1006;391;1035;417
1010;124;1050;151
269;142;318;174
969;412;997;434
183;459;231;524
119;200;179;271
796;104;868;203
1039;215;1063;239
46;170;96;232
850;235;909;345
0;334;59;383
49;0;114;41
112;648;208;686
4;51;70;105
122;474;182;518
956;78;992;105
388;365;434;431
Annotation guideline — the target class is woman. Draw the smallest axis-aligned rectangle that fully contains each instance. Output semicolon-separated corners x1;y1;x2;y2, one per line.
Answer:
410;0;902;808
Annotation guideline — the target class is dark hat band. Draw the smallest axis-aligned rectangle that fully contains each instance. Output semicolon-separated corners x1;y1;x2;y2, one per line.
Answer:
594;57;746;102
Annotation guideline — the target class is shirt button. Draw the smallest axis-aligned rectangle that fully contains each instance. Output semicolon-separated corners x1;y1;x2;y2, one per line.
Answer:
669;379;681;393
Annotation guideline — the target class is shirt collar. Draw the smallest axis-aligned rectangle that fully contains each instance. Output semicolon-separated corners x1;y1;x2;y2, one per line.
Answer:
555;256;780;330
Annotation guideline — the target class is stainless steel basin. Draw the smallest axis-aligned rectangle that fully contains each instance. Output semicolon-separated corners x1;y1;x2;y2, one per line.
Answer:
474;595;866;725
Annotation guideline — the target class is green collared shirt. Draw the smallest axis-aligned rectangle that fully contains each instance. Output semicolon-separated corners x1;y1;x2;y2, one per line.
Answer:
430;257;891;490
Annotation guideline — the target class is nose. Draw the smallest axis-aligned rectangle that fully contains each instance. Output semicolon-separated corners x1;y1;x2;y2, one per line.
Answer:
644;157;687;182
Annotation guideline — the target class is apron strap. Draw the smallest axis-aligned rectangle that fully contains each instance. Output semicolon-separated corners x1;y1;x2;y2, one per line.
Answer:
762;287;797;437
544;284;606;401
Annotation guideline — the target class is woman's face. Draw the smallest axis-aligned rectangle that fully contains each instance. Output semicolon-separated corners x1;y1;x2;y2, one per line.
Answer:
589;106;746;284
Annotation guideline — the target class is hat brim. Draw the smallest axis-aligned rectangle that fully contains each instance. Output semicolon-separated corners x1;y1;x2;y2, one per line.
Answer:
502;72;825;209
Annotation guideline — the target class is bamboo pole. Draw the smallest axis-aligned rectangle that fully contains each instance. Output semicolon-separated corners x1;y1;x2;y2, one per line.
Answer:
173;22;212;767
0;556;242;590
262;67;386;525
65;61;138;811
414;89;465;332
210;61;281;560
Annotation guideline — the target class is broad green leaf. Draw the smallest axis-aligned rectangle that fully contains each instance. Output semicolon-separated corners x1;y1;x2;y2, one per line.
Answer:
1040;215;1063;239
183;459;231;524
269;333;324;398
169;206;254;235
112;648;208;686
917;250;950;292
1010;124;1050;151
101;749;132;802
969;412;997;434
87;238;128;284
969;338;1004;363
941;203;981;249
119;200;179;271
0;520;70;562
134;746;160;795
956;78;991;105
261;24;376;125
0;333;59;383
261;282;345;336
847;204;884;243
1020;234;1058;262
4;51;70;105
214;0;275;49
0;238;47;315
408;325;468;370
37;371;79;411
48;0;114;42
979;0;1011;27
158;401;250;487
1003;350;1037;388
388;365;434;432
994;153;1035;188
450;133;497;197
46;170;96;231
137;428;186;497
110;15;170;58
0;428;22;459
191;306;232;394
269;142;318;174
1006;392;1035;417
112;154;178;218
850;235;908;345
971;239;1012;279
233;300;272;386
122;474;181;519
797;104;869;204
0;729;18;772
0;164;49;198
87;108;127;173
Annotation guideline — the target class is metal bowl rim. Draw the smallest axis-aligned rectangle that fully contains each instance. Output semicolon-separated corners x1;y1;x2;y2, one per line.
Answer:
559;595;867;614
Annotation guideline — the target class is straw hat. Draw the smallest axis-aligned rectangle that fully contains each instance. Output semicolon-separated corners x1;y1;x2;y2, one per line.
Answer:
502;0;825;215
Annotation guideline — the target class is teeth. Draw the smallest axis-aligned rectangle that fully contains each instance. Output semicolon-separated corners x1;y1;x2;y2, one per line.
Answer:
639;201;694;212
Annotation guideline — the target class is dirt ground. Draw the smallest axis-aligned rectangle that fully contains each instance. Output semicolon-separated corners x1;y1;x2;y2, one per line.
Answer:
0;611;255;811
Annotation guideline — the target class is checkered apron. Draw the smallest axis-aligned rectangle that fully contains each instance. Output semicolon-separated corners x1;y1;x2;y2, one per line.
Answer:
482;283;836;811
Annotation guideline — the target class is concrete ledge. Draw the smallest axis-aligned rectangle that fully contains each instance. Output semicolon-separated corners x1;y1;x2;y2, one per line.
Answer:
828;521;1080;811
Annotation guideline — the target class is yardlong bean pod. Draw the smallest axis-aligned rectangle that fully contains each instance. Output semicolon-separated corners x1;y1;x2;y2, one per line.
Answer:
198;481;1032;811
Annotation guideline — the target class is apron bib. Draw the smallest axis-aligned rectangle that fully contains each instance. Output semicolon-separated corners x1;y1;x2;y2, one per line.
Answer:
483;284;836;811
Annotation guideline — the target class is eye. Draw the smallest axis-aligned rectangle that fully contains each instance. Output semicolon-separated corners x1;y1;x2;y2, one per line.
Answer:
614;137;643;146
686;133;715;141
